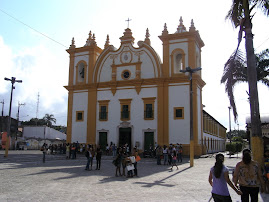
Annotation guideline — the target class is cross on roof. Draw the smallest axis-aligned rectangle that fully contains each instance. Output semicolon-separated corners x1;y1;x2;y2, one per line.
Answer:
126;18;132;28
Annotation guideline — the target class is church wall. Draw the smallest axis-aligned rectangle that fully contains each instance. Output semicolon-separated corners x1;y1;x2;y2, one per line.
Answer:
197;87;202;143
98;55;112;82
168;84;190;144
140;51;158;78
71;91;88;143
96;86;158;149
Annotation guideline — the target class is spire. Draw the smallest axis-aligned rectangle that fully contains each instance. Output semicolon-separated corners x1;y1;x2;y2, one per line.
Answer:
92;33;97;46
84;31;97;46
175;16;186;33
162;23;168;35
144;28;151;46
189;19;196;32
104;34;110;49
120;28;135;44
85;31;92;46
69;37;76;49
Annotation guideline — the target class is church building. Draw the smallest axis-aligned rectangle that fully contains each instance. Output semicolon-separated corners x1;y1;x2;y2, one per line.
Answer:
65;17;226;156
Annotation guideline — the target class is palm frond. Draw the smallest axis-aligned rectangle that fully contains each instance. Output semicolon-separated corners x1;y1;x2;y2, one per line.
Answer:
253;0;269;16
225;0;244;27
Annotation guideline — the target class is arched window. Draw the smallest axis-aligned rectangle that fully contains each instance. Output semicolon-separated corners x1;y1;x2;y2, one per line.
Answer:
76;61;87;84
175;54;183;71
171;49;185;75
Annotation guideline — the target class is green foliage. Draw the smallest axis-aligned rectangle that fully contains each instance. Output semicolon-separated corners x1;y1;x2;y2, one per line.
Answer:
226;142;243;154
226;129;247;139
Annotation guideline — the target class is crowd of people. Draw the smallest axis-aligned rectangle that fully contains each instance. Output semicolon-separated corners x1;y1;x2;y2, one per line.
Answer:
40;141;269;201
113;145;140;178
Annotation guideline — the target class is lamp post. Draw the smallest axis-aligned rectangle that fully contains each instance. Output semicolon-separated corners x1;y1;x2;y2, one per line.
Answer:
4;77;22;157
228;106;232;158
180;66;201;167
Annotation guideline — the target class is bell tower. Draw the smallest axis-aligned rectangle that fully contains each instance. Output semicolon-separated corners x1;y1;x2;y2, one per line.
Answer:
159;17;204;78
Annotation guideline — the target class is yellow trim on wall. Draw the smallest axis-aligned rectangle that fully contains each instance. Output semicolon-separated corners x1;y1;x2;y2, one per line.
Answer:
66;90;73;143
87;88;97;144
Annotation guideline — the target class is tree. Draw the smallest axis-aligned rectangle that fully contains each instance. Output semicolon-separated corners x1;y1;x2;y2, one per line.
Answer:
221;49;269;120
225;0;269;165
43;114;56;127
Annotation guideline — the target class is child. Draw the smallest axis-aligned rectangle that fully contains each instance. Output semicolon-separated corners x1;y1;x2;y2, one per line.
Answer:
171;150;178;170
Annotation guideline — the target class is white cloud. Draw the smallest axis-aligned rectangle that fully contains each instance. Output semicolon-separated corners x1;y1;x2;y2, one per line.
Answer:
0;36;68;125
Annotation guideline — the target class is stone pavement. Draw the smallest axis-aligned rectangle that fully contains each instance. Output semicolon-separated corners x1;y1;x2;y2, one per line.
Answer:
0;150;268;202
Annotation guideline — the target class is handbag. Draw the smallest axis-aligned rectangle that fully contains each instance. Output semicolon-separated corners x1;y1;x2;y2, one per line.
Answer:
135;155;141;162
126;164;134;171
130;156;136;163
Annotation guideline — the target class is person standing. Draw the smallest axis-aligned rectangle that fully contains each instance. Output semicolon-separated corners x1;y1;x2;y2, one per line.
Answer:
177;144;183;163
41;143;47;163
133;148;139;177
233;149;265;202
115;148;122;177
85;147;90;170
209;153;242;202
156;146;163;165
96;147;102;170
66;143;70;159
163;145;168;165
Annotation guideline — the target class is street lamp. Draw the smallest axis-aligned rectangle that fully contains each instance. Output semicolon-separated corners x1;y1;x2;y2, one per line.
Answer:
180;66;202;167
4;77;22;157
228;106;232;158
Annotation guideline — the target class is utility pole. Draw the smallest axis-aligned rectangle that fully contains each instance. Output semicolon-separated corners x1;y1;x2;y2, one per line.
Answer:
0;100;4;116
4;77;22;157
228;106;232;158
17;101;25;122
180;66;202;167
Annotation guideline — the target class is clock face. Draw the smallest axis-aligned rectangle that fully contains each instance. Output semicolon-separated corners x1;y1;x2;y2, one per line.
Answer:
122;70;131;79
120;51;132;63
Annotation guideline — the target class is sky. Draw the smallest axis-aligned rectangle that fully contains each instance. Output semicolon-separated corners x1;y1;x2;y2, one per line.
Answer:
0;0;268;130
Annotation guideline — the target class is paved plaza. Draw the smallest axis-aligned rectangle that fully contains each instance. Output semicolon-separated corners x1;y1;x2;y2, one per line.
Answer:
0;150;268;202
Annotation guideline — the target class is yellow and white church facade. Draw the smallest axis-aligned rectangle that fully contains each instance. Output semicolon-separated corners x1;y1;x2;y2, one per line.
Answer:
65;17;226;156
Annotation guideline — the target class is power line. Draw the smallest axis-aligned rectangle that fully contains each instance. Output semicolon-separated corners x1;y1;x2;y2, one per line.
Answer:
255;35;269;50
0;8;68;48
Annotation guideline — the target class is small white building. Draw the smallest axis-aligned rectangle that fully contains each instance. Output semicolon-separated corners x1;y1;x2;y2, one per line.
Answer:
23;126;66;140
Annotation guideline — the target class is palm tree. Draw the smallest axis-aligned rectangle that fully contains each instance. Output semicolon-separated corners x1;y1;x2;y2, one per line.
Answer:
43;114;56;127
221;49;269;120
225;0;269;164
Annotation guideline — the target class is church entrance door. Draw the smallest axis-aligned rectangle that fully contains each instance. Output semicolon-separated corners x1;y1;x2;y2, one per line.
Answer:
119;127;131;148
144;132;154;151
99;132;107;151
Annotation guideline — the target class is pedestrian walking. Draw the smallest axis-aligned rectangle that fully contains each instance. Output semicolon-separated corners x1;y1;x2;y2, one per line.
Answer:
170;150;178;171
233;149;265;202
114;148;122;177
96;147;102;170
41;143;47;163
208;153;242;202
177;143;183;163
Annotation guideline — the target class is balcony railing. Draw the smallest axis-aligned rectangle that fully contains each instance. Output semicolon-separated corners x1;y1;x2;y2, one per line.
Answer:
144;110;154;119
121;111;130;120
